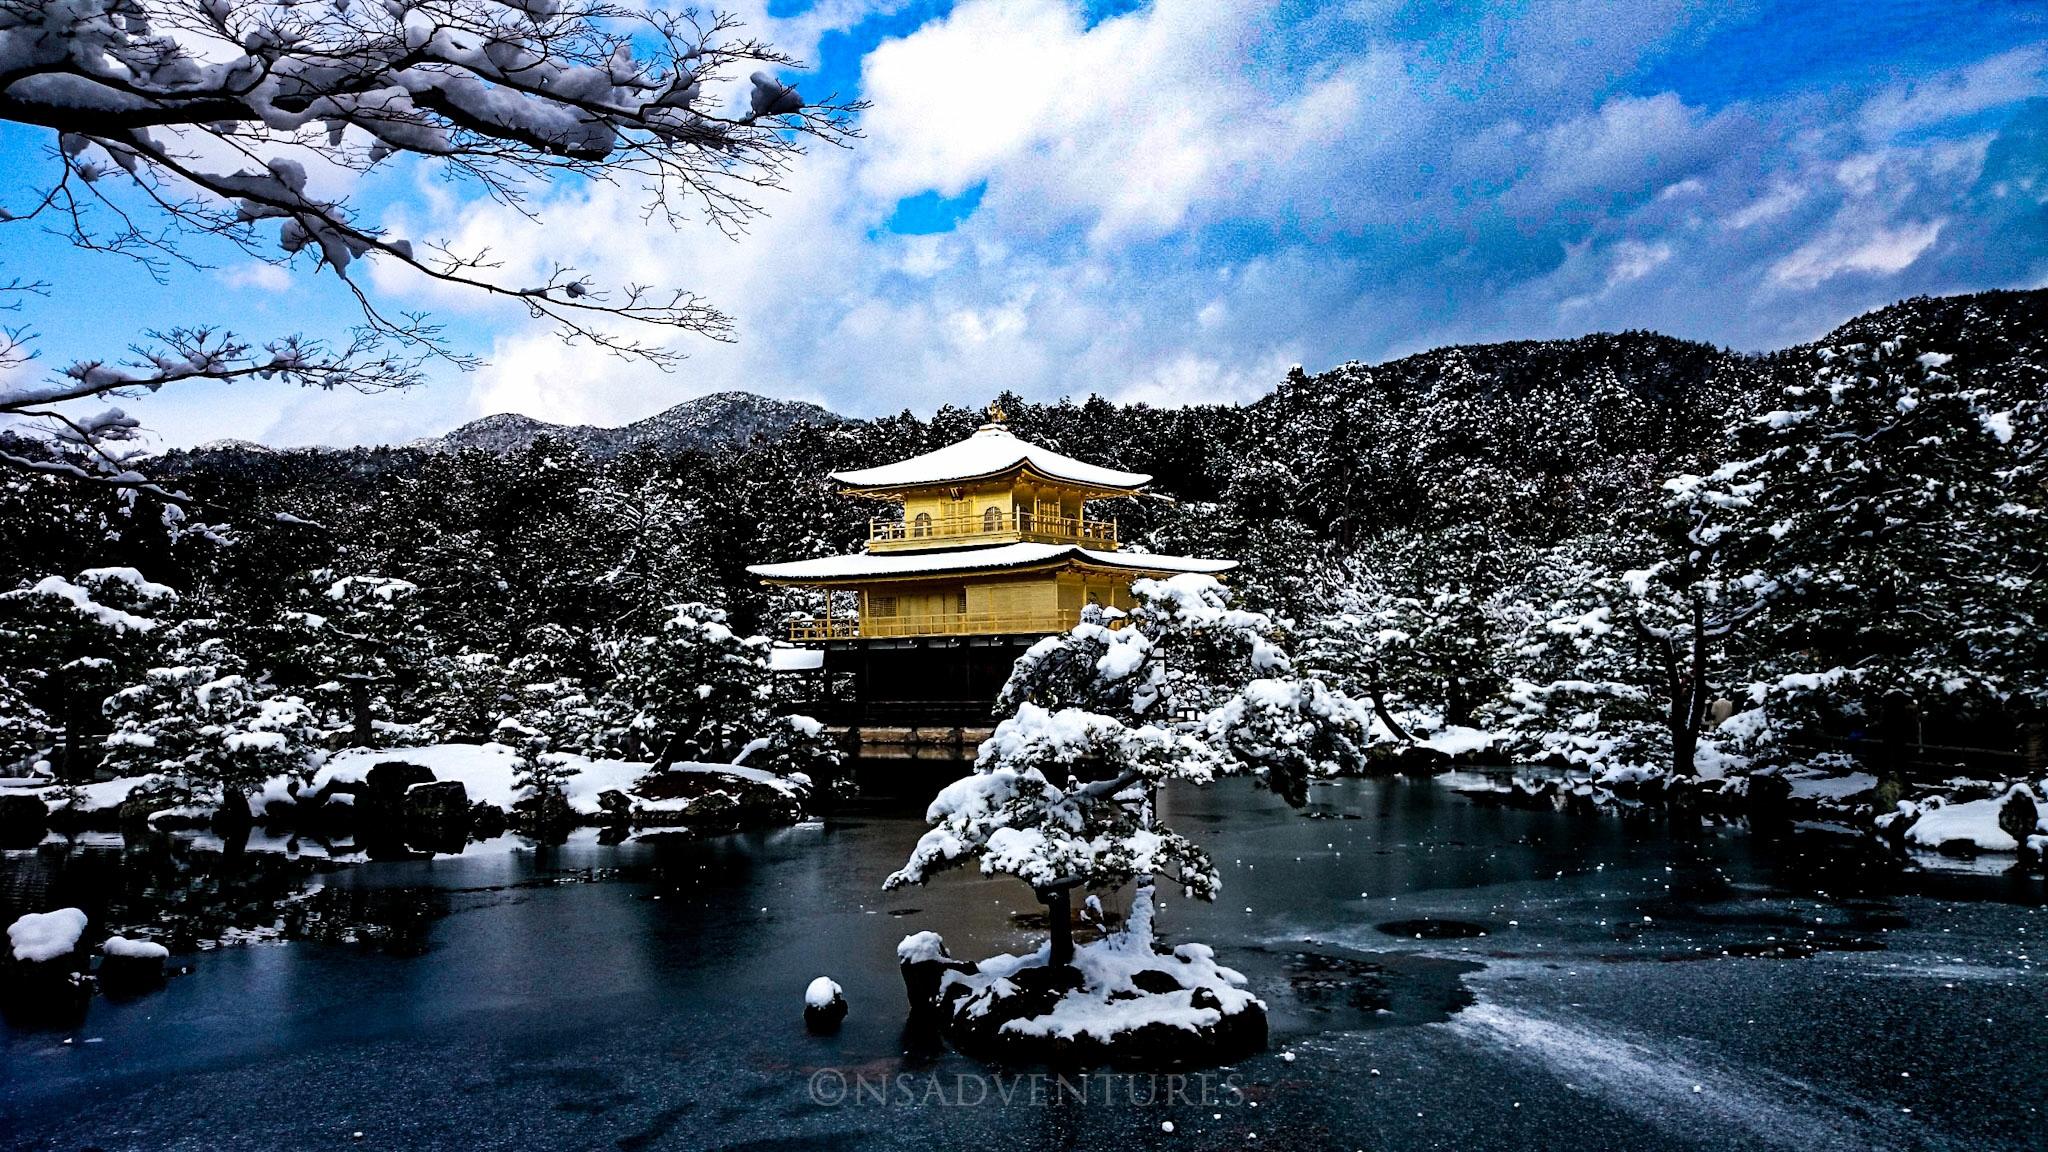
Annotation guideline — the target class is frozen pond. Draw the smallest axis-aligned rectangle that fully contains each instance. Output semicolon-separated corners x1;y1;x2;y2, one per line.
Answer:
3;769;2044;1151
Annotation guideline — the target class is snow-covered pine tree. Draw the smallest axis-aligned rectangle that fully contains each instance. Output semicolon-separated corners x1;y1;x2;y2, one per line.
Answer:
417;652;519;744
277;571;431;745
0;567;178;779
101;630;322;821
598;602;773;765
886;574;1371;954
1490;470;1768;779
1708;330;2037;773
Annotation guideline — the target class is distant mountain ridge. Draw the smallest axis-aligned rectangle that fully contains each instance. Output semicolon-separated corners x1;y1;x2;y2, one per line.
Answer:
411;391;845;458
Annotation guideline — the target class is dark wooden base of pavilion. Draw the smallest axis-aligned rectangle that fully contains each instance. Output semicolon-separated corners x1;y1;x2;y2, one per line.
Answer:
783;635;1047;727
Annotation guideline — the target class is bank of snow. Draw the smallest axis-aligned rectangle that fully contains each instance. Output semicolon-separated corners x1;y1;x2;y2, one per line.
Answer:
311;743;641;816
308;743;805;821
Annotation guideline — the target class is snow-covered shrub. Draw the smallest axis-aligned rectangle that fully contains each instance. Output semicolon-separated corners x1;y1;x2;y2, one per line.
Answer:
597;603;775;764
889;575;1370;926
417;652;520;743
0;568;179;776
734;713;842;779
101;658;322;813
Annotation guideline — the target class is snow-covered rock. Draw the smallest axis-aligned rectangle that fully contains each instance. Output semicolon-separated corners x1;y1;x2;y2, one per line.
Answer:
936;915;1267;1067
8;908;88;964
101;935;170;960
97;934;171;992
1904;798;2018;853
804;976;847;1031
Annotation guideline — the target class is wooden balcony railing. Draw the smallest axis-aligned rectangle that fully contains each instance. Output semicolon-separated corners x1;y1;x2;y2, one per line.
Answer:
787;609;1123;642
869;511;1117;550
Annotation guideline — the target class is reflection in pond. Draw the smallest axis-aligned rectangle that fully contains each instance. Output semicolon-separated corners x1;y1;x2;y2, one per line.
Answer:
4;833;451;958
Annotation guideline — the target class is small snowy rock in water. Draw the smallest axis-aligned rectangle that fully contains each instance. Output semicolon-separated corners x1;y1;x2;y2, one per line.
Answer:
98;934;170;990
101;936;170;960
9;909;88;963
1282;1051;1296;1063
1161;1120;1175;1132
804;976;847;1031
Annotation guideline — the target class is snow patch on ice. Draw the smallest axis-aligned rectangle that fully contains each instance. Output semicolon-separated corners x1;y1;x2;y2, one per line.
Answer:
1902;798;2017;852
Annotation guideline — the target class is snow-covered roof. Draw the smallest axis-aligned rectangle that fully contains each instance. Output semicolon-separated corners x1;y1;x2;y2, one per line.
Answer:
830;425;1151;492
768;647;825;671
749;543;1235;584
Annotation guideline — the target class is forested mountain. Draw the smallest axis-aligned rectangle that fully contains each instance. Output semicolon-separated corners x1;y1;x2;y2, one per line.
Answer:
1;289;2040;781
406;391;845;459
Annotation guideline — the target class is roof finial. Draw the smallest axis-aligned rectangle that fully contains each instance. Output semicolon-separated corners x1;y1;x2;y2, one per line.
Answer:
986;402;1007;424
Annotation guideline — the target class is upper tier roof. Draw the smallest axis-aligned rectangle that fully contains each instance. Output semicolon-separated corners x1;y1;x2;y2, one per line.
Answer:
829;424;1152;492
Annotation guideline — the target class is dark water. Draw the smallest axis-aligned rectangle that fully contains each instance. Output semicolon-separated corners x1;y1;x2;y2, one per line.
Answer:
2;769;2043;1152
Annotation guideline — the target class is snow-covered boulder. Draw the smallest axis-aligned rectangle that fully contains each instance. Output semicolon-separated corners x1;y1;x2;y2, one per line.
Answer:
1998;785;2040;856
627;764;808;831
8;909;87;965
804;976;846;1032
0;790;49;844
3;909;93;1025
98;934;171;992
897;931;979;1024
1904;797;2018;854
937;932;1267;1067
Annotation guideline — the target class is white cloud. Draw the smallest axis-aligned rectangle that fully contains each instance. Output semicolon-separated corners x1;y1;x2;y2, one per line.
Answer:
1858;46;2048;140
1768;218;1945;289
1607;240;1673;287
216;262;295;293
1723;182;1808;230
86;1;2037;447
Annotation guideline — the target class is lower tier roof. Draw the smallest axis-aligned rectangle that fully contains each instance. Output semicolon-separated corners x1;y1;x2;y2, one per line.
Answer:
747;543;1235;585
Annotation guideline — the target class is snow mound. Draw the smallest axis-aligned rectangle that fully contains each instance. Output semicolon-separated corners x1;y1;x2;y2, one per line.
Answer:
1904;798;2017;853
102;935;170;960
897;930;949;965
9;908;88;963
305;745;806;819
310;743;642;815
1420;726;1497;758
806;976;842;1008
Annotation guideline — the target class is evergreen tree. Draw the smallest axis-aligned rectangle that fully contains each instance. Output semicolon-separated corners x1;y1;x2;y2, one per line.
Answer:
887;577;1371;957
0;567;178;778
102;635;322;817
1708;331;2038;773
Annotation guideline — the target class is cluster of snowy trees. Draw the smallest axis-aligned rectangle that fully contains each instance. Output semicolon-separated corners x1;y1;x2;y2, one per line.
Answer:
1300;305;2045;779
1;290;2042;786
0;554;833;811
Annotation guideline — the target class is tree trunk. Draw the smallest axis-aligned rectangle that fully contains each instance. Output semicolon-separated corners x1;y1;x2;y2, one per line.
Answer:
1041;885;1074;970
1445;675;1471;728
349;680;373;748
1875;691;1916;781
60;688;84;783
2021;711;2046;775
1368;681;1414;744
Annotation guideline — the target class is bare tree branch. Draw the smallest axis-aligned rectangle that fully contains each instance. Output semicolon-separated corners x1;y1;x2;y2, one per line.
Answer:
0;0;863;493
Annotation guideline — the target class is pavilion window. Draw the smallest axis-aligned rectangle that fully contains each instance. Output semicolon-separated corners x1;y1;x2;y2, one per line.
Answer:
913;512;932;537
982;506;1003;533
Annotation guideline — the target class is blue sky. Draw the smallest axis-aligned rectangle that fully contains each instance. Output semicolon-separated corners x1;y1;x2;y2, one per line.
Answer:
2;0;2044;446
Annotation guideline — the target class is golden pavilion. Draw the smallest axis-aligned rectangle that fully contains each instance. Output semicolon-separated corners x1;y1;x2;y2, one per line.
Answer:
748;415;1235;723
